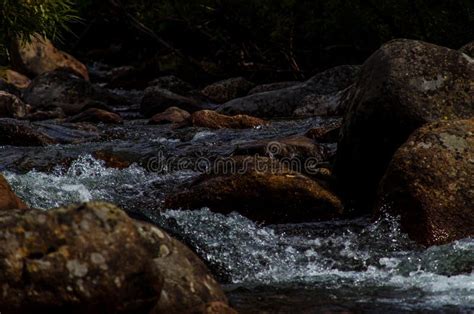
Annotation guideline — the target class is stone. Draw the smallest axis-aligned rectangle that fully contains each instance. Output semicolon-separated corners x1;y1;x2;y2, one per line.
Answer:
248;81;300;95
201;77;254;103
0;68;31;89
67;108;123;124
23;69;128;116
376;119;474;246
0;118;56;146
293;86;352;117
140;87;202;117
10;34;89;80
217;65;360;118
304;120;342;143
0;91;28;118
149;107;191;125
148;75;194;95
335;39;474;211
459;41;474;58
0;174;27;210
191;110;267;129
165;156;343;223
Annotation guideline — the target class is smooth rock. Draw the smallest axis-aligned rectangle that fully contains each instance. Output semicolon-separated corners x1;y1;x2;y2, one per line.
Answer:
10;34;89;80
149;107;191;125
0;174;27;210
336;39;474;211
460;41;474;58
217;65;360;118
140;87;202;117
165;156;343;223
148;75;194;95
67;108;123;124
376;119;474;246
305;120;342;143
248;81;300;95
191;110;267;129
0;118;56;146
0;68;31;89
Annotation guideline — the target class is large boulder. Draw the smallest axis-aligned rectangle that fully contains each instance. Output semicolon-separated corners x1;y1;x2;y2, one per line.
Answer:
191;110;267;129
201;77;254;103
148;75;194;95
165;157;343;223
10;34;89;80
376;119;474;246
0;202;229;313
23;70;127;116
0;91;28;119
0;118;56;146
335;39;474;210
293;86;352;117
217;65;360;118
140;87;203;117
0;174;27;210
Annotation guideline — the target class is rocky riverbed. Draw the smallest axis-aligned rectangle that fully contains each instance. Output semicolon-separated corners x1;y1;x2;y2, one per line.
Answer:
0;36;472;312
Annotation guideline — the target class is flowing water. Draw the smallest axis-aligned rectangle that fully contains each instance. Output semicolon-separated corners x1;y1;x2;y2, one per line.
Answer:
2;116;473;313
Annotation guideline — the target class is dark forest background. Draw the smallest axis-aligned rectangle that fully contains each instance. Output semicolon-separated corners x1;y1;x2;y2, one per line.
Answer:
2;0;474;84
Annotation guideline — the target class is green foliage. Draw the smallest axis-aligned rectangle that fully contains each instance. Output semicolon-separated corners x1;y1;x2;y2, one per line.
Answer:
0;0;77;61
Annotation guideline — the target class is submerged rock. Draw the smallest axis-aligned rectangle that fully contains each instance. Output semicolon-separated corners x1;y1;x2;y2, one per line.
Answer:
0;91;28;119
376;119;474;246
67;108;123;124
0;118;56;146
10;34;89;80
336;39;474;211
165;156;343;223
201;77;254;104
217;65;360;118
0;174;26;210
140;87;203;117
191;110;267;129
0;202;230;313
23;69;128;116
149;106;191;125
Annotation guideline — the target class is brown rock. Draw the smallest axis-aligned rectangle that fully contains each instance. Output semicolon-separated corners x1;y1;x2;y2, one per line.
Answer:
0;69;31;89
305;120;342;143
191;110;267;129
10;34;89;80
67;108;123;124
336;39;474;211
149;106;191;125
136;222;229;313
0;174;27;210
0;118;56;146
201;77;254;103
376;119;474;246
0;202;162;313
165;156;343;223
0;91;28;118
141;87;203;117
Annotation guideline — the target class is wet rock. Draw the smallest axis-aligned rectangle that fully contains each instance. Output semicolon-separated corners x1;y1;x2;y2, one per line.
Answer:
149;106;191;125
67;108;123;124
201;77;254;103
234;135;332;164
0;118;56;146
335;39;474;211
376;119;474;246
248;81;300;95
141;87;203;117
35;121;101;144
460;41;474;58
10;34;89;80
135;221;229;313
0;68;31;89
0;79;21;97
0;174;27;210
218;65;360;118
148;75;194;95
191;110;267;129
165;156;343;223
305;120;342;143
0;202;162;313
23;69;128;115
0;91;28;118
26;106;66;121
